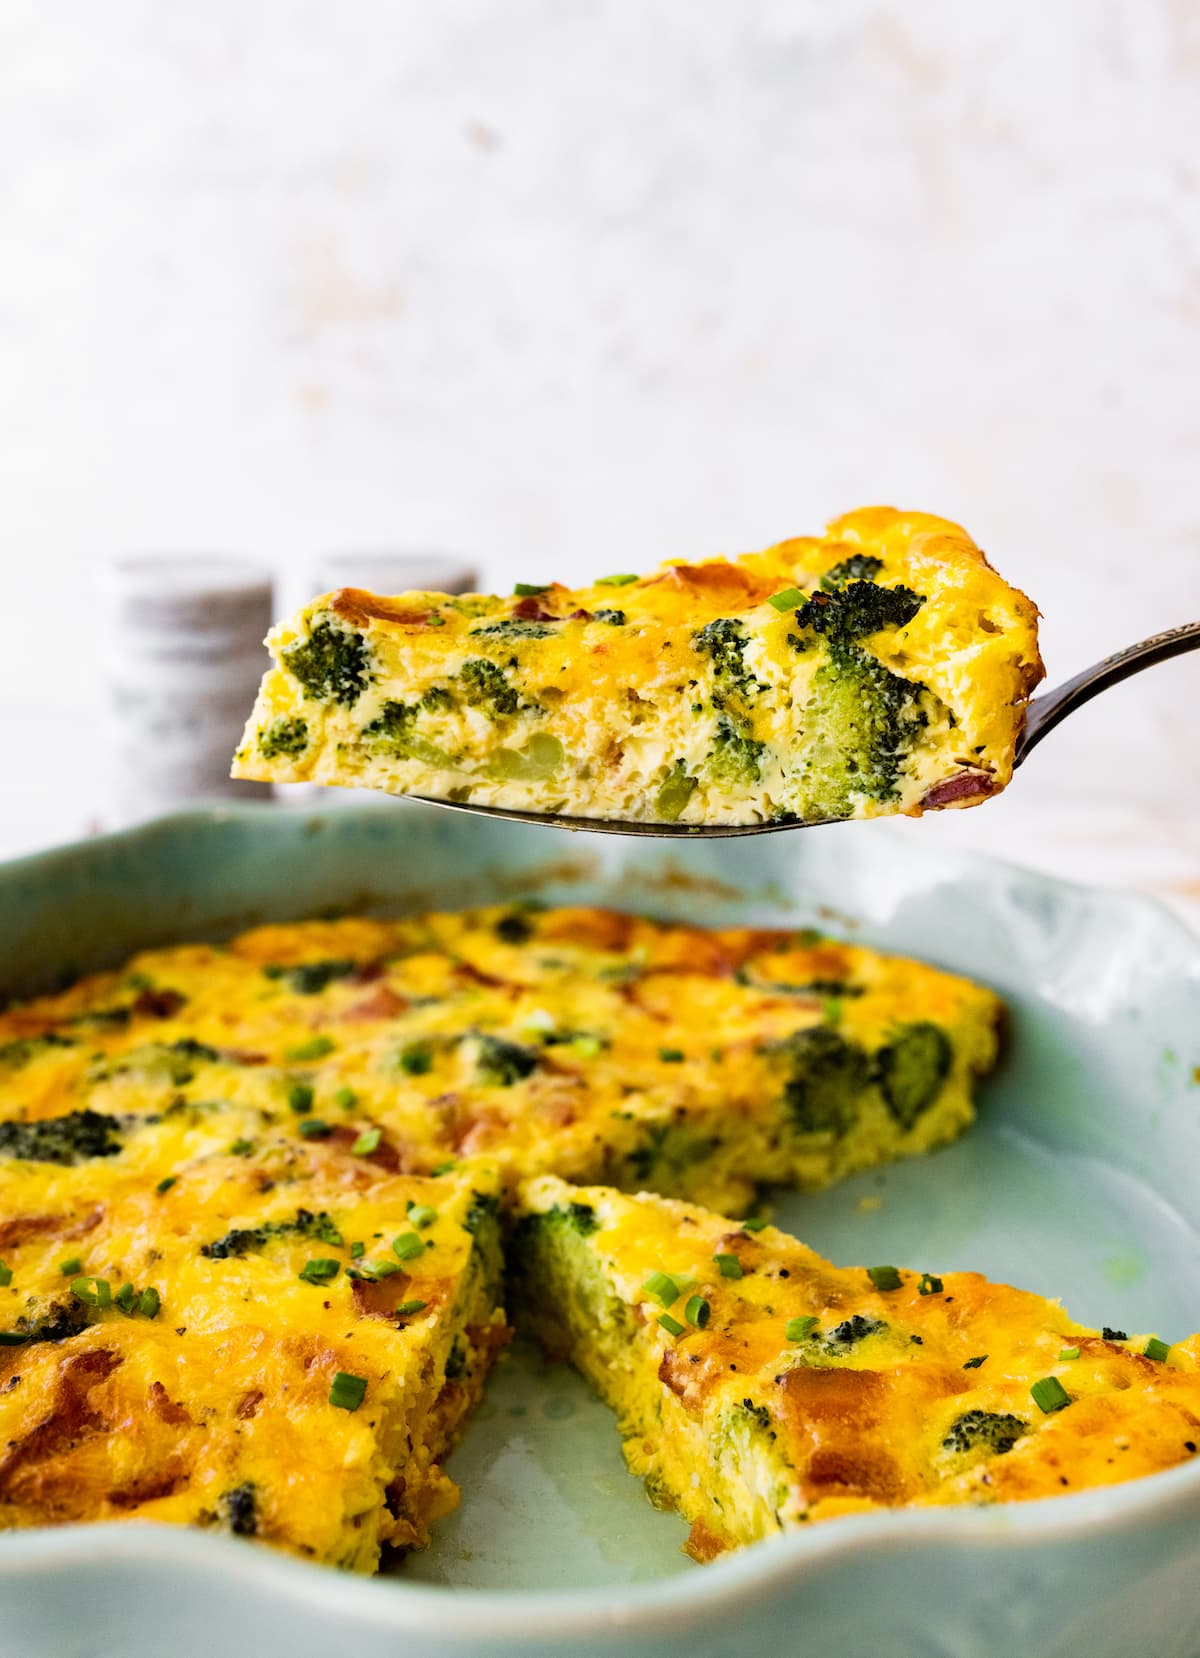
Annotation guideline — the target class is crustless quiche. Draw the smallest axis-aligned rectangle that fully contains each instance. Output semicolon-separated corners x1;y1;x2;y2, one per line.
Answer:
513;1178;1200;1560
231;507;1044;826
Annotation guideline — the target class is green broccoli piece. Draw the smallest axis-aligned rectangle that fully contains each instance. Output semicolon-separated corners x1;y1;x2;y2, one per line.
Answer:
0;1300;92;1347
263;959;358;995
0;1032;75;1072
693;617;760;705
282;619;372;706
0;1110;122;1165
474;1034;539;1087
942;1409;1029;1456
470;620;558;640
257;717;309;759
625;1120;714;1186
421;687;455;712
820;554;884;590
593;608;626;626
767;1027;870;1137
706;716;764;788
792;579;924;644
736;1399;775;1433
221;1483;258;1537
459;658;521;717
655;760;699;822
362;700;454;767
464;1192;502;1234
495;911;534;944
875;1022;952;1129
794;646;933;817
820;1314;886;1351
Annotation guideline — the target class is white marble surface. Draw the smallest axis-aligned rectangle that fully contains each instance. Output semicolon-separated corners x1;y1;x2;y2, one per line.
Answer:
0;2;1196;919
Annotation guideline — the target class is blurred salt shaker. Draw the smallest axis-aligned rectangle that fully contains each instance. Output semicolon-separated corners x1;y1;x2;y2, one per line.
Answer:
101;556;274;825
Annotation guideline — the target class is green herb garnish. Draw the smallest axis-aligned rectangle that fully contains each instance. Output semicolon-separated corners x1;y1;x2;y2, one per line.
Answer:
917;1272;943;1296
685;1295;710;1329
767;588;805;611
288;1083;314;1115
299;1258;340;1285
513;582;551;596
334;1086;357;1111
1031;1375;1071;1413
329;1371;367;1411
596;573;637;586
391;1232;425;1262
70;1275;111;1308
59;1257;82;1277
395;1299;427;1317
1145;1337;1170;1363
298;1118;332;1139
406;1204;438;1230
284;1036;335;1062
658;1313;685;1337
156;1176;177;1194
785;1315;819;1341
867;1265;903;1292
1058;1347;1081;1361
658;1048;685;1064
714;1253;743;1280
962;1354;987;1370
0;1261;12;1287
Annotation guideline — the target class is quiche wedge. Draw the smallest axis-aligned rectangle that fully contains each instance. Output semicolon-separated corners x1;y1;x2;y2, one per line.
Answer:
0;1120;506;1571
232;507;1043;826
0;904;1001;1216
512;1177;1200;1559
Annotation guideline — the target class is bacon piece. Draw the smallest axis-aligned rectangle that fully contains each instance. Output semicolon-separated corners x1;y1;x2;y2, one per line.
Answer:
0;1206;104;1250
340;985;408;1022
511;596;558;622
147;1380;193;1426
235;1389;263;1420
329;588;434;628
0;1347;122;1493
921;772;996;809
131;988;186;1020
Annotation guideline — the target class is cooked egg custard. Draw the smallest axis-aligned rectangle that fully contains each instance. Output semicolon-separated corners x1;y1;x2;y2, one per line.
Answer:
0;1097;506;1569
513;1178;1200;1560
232;507;1043;825
0;905;1000;1222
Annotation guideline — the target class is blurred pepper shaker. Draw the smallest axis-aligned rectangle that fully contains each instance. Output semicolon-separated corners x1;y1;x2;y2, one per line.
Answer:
101;556;274;825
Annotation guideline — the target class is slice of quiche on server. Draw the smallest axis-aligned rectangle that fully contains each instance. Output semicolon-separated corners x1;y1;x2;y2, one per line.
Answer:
512;1177;1200;1559
0;1121;506;1571
232;507;1043;826
0;903;1001;1216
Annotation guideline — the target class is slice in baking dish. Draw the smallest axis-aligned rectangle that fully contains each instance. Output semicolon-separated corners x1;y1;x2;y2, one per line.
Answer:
0;1129;505;1570
512;1177;1200;1558
0;904;1002;1216
231;507;1043;826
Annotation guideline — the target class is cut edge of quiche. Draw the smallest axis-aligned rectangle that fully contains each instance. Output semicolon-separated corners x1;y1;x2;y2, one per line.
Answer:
231;506;1044;827
511;1176;1200;1561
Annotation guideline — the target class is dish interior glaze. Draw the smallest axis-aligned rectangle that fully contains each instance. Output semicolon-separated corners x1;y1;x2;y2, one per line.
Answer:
0;803;1198;1657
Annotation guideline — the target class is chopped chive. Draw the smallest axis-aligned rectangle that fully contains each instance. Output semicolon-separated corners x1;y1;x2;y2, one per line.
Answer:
156;1175;177;1195
1031;1375;1071;1413
767;587;805;611
570;1034;603;1058
284;1036;336;1062
867;1265;903;1292
334;1086;357;1111
348;1259;401;1281
395;1299;427;1317
1059;1347;1081;1361
229;1138;254;1156
426;615;446;627
741;1218;768;1233
917;1272;943;1297
513;582;551;596
658;1048;685;1063
59;1257;83;1277
685;1294;710;1329
138;1286;160;1319
430;1160;457;1175
350;1241;365;1259
1145;1337;1171;1363
398;1043;433;1076
714;1253;743;1280
352;1128;382;1156
0;1261;10;1288
643;1270;682;1308
1101;1327;1129;1343
288;1083;314;1115
329;1371;367;1411
298;1118;332;1139
596;573;637;586
658;1313;685;1337
406;1203;438;1230
962;1354;987;1370
113;1282;137;1315
70;1275;111;1309
786;1315;819;1341
299;1258;340;1285
391;1232;425;1262
0;1333;26;1347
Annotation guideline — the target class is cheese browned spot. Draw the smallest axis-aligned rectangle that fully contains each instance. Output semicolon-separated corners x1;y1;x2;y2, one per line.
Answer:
512;1177;1200;1557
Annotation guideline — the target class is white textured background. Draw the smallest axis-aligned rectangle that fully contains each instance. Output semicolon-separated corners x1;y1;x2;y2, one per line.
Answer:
1;1;1197;912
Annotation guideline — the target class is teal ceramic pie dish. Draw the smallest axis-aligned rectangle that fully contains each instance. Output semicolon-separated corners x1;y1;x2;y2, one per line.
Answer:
1;802;1198;1658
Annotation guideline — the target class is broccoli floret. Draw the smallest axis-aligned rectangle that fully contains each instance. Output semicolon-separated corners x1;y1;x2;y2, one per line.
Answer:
282;619;372;706
459;658;522;717
820;554;884;590
821;1314;886;1351
362;700;454;767
257;717;309;759
495;911;534;944
0;1031;75;1071
875;1022;952;1129
942;1409;1029;1456
474;1034;539;1086
625;1120;714;1186
98;1038;220;1089
737;1399;775;1433
693;618;760;704
421;687;455;712
593;608;626;626
0;1300;92;1347
655;760;698;822
200;1208;339;1260
767;1027;870;1137
221;1483;258;1537
444;1335;468;1380
794;645;934;817
200;1225;270;1260
706;716;764;788
0;1109;122;1165
464;1192;502;1234
793;579;924;644
263;959;358;995
470;619;558;640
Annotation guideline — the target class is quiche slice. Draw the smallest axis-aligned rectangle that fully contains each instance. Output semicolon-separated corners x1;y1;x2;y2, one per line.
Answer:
231;507;1043;825
0;1129;506;1570
513;1178;1200;1559
0;904;1001;1215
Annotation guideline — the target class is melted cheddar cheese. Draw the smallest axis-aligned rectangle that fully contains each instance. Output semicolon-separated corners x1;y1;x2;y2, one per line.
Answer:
232;507;1043;825
513;1178;1200;1558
